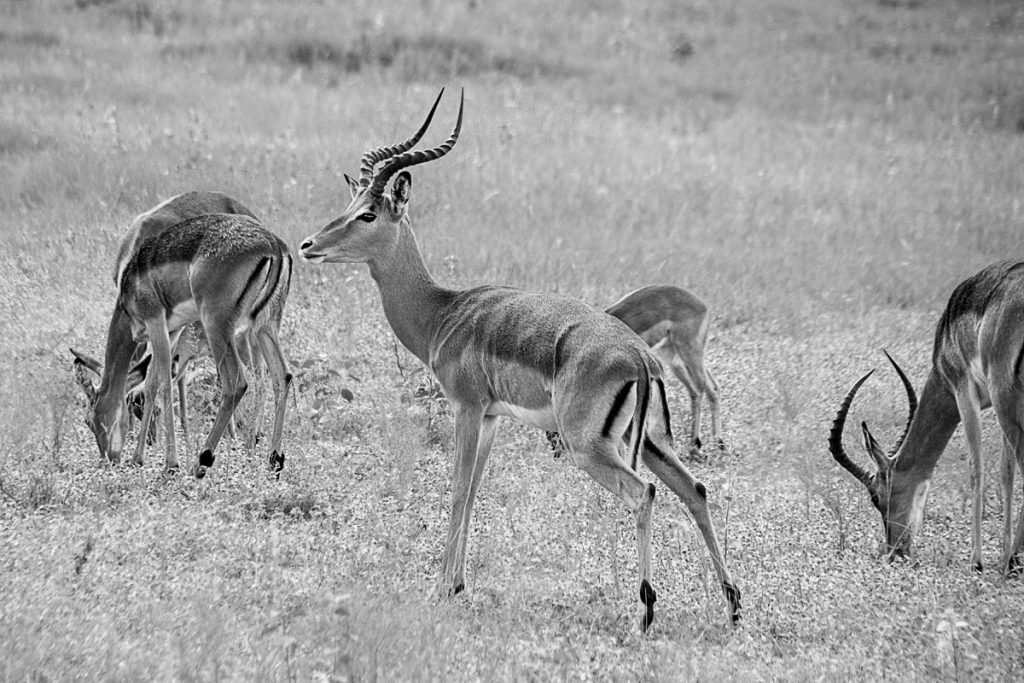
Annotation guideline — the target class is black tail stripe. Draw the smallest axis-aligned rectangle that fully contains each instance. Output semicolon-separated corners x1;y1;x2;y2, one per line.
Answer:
249;256;284;323
631;374;650;470
656;378;672;439
602;382;636;438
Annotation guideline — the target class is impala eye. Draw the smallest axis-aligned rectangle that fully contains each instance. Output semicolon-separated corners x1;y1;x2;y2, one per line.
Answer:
358;212;377;223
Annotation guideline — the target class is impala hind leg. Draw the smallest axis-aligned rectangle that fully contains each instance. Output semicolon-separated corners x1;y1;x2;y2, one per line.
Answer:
656;344;702;454
193;318;247;479
135;316;179;471
255;325;292;472
954;385;986;572
703;368;724;451
640;431;740;625
1000;436;1021;574
441;411;497;597
569;438;658;632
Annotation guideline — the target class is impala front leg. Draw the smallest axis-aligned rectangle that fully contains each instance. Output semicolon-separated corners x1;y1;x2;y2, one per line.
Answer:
440;409;497;597
134;315;178;471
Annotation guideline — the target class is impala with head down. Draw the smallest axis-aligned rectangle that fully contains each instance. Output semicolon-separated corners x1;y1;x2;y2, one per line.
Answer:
300;89;740;631
74;191;293;478
829;260;1024;573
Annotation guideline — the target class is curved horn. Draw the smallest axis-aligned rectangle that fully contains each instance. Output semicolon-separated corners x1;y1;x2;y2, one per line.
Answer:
358;88;446;188
367;89;464;201
828;368;875;486
882;349;917;458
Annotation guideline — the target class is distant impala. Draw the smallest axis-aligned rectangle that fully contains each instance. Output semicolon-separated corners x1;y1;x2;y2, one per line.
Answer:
829;260;1024;573
300;89;740;631
73;192;292;477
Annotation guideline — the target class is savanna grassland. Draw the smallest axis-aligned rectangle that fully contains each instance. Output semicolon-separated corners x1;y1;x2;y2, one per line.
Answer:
3;0;1024;679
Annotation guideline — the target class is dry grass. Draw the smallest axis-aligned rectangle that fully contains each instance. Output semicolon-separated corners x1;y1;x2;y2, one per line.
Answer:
2;0;1024;680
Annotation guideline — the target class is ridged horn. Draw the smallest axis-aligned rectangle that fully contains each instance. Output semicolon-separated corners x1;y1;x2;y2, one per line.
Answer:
828;368;875;486
882;349;917;459
367;89;464;201
358;88;446;188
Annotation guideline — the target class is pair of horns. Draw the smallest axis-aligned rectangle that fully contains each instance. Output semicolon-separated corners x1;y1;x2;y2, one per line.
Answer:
828;350;918;486
358;88;465;201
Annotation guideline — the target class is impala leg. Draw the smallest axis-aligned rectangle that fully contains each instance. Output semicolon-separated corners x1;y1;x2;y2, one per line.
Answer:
569;437;658;633
955;386;985;572
640;431;740;625
441;410;497;597
255;325;292;472
175;358;190;437
135;316;178;471
658;347;701;454
704;368;724;451
1000;435;1019;574
193;318;247;479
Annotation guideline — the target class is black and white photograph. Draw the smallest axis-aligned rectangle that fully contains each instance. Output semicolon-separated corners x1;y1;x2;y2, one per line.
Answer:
2;0;1023;679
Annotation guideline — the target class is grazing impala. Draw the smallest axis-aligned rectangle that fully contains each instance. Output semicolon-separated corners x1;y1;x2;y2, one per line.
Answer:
300;90;740;631
550;285;722;457
73;192;292;477
829;260;1024;574
606;286;722;454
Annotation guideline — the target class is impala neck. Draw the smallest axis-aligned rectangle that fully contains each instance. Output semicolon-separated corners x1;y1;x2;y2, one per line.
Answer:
891;368;961;486
97;305;138;408
366;218;455;364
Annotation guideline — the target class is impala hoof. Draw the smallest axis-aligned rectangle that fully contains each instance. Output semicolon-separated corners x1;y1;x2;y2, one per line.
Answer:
724;581;742;625
269;450;285;473
1007;555;1023;577
639;579;656;633
194;465;207;480
449;581;465;597
165;463;179;475
972;560;983;573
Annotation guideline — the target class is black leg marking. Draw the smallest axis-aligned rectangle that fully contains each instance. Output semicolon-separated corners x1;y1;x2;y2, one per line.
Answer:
194;449;215;480
269;450;285;472
199;449;215;468
640;579;657;633
724;582;742;624
451;581;465;596
694;436;702;450
1007;554;1023;577
972;560;983;573
695;482;707;499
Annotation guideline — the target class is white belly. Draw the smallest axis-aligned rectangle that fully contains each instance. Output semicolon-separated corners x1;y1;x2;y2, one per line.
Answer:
488;401;558;431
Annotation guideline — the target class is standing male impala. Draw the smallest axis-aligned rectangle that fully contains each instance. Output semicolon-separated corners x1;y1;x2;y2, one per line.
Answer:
74;192;293;477
829;260;1024;573
300;90;740;631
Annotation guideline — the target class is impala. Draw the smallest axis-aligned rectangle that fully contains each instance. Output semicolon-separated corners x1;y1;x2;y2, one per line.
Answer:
74;192;292;477
300;90;740;631
829;259;1024;573
73;192;256;455
550;285;723;457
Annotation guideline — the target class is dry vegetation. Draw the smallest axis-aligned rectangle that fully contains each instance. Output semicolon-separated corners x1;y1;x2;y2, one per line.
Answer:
2;0;1024;680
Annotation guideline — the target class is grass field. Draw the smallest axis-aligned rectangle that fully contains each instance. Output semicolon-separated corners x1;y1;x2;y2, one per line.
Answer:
3;0;1024;679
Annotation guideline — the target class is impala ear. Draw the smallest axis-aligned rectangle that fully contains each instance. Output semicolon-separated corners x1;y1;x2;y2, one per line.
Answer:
344;173;360;199
860;421;891;474
391;171;412;213
70;348;100;403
